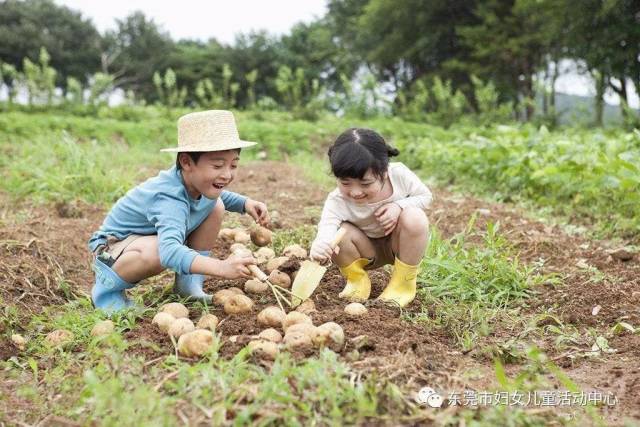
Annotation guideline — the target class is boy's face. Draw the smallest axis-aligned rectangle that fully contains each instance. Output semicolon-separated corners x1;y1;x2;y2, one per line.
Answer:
181;150;239;199
337;168;385;204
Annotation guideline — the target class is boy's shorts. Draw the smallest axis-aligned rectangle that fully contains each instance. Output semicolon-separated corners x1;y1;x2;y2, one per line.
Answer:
365;234;396;270
93;234;144;267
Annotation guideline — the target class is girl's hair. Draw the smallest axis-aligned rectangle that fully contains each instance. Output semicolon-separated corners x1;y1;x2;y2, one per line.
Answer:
328;128;399;180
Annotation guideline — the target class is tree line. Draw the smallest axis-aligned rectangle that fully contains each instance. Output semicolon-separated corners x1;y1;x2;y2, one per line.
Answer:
0;0;638;125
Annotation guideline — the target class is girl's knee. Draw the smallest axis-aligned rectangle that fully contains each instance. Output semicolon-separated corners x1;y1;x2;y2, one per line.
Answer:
339;222;365;244
398;207;429;235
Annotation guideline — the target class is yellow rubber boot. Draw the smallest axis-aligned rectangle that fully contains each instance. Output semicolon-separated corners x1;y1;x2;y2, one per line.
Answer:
338;258;371;301
378;258;419;307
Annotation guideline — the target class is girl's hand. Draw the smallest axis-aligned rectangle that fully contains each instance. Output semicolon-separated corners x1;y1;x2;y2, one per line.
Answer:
245;199;270;226
375;202;402;236
310;240;340;264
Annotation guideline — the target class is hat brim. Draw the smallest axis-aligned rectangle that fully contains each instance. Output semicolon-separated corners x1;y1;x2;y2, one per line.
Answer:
160;140;257;153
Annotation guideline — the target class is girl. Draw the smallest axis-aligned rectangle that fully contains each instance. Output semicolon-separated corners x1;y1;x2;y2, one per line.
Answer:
310;128;431;307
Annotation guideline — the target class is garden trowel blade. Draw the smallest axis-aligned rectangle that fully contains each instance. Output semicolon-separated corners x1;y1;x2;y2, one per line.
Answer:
290;260;327;307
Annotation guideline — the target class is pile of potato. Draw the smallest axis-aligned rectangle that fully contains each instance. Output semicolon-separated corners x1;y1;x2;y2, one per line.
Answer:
147;226;352;361
152;302;219;357
248;304;345;360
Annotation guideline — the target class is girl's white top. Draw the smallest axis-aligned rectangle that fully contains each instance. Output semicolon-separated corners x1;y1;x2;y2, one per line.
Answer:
312;162;432;247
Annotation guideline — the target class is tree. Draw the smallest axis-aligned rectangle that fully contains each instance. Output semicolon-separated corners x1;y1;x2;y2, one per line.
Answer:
561;0;640;124
456;0;551;119
326;0;478;92
101;11;174;101
0;0;101;85
280;19;357;92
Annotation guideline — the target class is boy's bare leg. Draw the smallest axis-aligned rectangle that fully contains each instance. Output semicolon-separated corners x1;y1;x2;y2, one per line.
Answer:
186;199;225;251
112;236;164;283
391;207;429;264
112;201;225;285
333;222;376;267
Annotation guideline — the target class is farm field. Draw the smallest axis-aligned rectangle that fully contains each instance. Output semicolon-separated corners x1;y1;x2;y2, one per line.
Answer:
1;110;639;425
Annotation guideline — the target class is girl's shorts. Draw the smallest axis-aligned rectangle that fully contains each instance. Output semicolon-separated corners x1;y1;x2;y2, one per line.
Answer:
365;234;396;270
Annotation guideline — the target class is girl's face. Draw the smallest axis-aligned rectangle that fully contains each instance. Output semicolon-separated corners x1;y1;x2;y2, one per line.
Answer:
337;169;385;204
181;150;239;199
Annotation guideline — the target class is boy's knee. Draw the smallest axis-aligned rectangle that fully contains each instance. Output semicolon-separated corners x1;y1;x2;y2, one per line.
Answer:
140;247;162;271
211;198;225;219
398;207;429;235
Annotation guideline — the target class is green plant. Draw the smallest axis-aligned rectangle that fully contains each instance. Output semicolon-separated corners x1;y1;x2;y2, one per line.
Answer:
22;47;57;105
153;68;187;111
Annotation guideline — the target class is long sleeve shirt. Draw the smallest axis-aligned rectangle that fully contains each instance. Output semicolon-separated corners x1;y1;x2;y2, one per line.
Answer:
88;165;246;274
312;162;432;248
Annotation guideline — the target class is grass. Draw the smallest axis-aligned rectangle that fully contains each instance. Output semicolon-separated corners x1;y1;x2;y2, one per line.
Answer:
410;218;546;352
0;107;632;424
2;297;415;425
1;108;638;242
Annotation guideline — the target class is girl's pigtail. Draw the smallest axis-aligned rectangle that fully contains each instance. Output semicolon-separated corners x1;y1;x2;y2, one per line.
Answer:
387;146;400;157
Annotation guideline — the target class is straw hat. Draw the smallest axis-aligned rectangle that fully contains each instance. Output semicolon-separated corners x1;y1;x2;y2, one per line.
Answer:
161;110;257;152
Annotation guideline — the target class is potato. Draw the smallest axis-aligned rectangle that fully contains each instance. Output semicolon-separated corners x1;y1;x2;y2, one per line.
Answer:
213;289;237;306
234;230;251;244
285;322;317;340
11;334;26;350
283;244;307;259
177;329;214;357
295;299;316;315
219;228;236;241
258;328;282;343
224;294;254;315
152;312;176;333
268;270;291;289
250;226;273;247
344;303;368;317
196;314;219;331
266;256;289;274
244;279;269;294
254;247;276;264
313;322;345;352
247;339;279;360
282;311;312;333
91;320;115;337
161;302;189;319
270;210;282;228
228;287;245;295
257;306;286;328
229;243;249;255
168;318;195;339
283;331;313;351
45;329;73;347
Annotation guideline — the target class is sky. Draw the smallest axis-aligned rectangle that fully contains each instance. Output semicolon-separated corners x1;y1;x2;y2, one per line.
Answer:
53;1;638;108
55;0;328;44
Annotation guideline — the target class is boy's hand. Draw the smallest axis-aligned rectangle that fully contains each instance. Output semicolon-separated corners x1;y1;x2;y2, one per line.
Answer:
245;198;270;227
375;202;402;236
217;254;256;279
310;241;340;264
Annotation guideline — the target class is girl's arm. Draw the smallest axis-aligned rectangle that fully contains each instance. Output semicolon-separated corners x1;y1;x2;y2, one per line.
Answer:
394;164;433;210
310;194;344;260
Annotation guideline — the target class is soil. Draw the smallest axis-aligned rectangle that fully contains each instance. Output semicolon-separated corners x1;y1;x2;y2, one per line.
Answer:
1;160;639;423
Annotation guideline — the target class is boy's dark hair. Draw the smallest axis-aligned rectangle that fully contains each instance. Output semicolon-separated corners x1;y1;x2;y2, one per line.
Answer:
176;152;204;170
176;149;241;170
328;128;399;180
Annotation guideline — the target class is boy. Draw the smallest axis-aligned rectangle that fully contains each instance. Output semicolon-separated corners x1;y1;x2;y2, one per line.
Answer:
88;110;267;312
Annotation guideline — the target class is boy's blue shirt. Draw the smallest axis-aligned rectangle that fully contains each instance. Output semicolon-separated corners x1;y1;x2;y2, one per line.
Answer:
88;165;246;274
